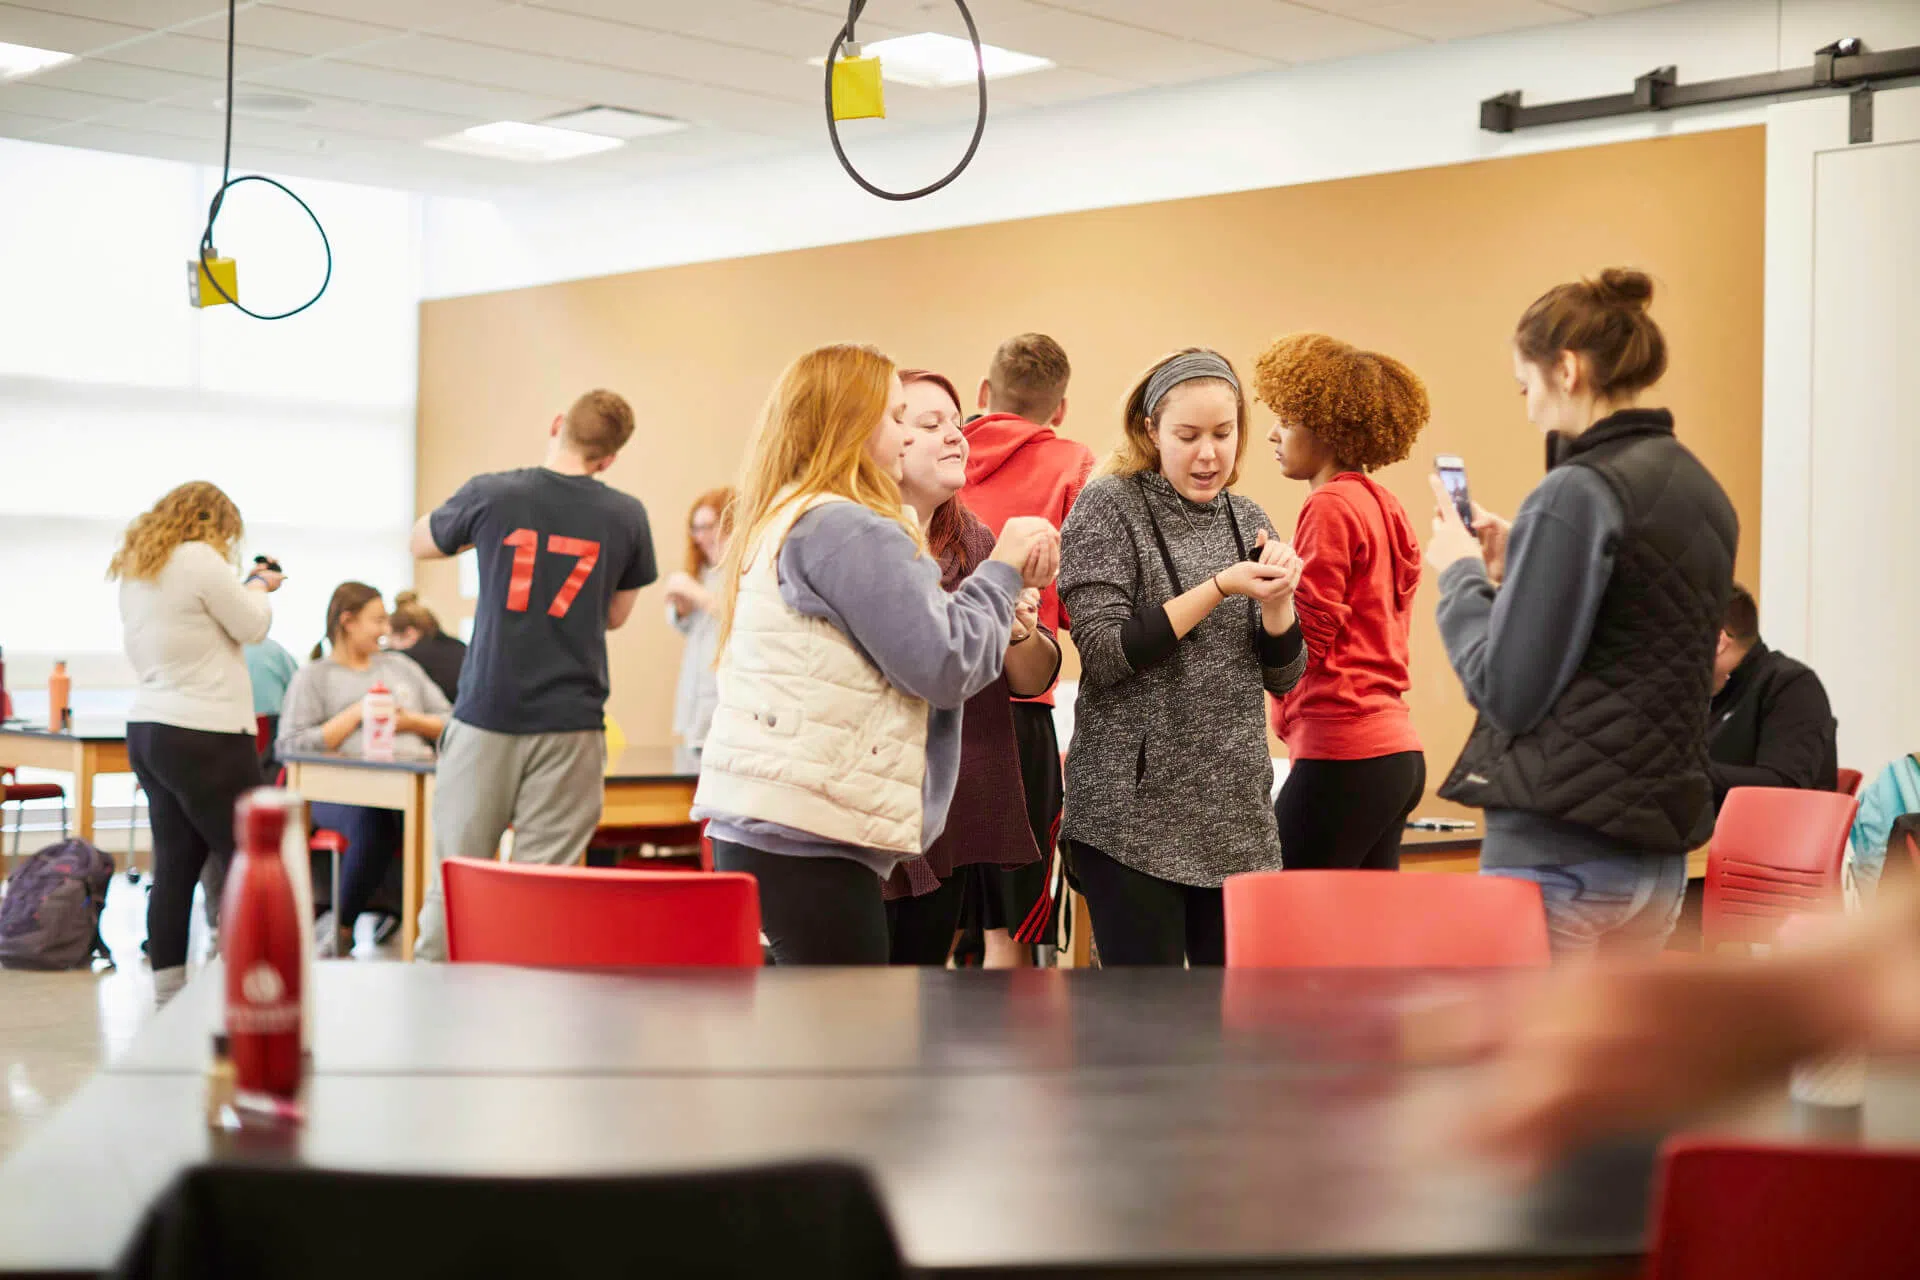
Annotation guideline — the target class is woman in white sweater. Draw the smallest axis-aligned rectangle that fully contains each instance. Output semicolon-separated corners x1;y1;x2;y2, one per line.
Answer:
111;482;280;1004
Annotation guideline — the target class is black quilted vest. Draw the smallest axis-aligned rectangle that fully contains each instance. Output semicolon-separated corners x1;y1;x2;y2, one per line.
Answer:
1439;410;1738;855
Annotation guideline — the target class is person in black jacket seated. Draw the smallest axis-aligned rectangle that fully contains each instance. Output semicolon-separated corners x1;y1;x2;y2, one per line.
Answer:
386;591;466;706
1708;584;1837;808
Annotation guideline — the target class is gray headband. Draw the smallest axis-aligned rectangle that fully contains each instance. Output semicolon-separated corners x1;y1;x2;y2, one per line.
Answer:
1142;352;1239;418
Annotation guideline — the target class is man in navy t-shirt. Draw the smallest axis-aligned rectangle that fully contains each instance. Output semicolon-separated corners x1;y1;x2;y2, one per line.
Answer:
407;389;656;960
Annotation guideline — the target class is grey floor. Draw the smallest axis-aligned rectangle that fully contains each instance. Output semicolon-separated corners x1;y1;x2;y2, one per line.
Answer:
0;866;395;1161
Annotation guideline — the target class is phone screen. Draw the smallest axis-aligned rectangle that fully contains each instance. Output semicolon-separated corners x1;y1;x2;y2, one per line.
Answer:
1435;456;1473;526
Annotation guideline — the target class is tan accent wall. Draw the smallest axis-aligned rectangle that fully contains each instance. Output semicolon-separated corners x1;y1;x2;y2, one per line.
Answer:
417;127;1764;814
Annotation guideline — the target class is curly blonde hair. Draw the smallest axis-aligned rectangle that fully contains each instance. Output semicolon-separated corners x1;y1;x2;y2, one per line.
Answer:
1252;333;1428;473
107;481;244;582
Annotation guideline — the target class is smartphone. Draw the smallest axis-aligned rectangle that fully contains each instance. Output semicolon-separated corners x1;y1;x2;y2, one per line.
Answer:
1434;454;1473;526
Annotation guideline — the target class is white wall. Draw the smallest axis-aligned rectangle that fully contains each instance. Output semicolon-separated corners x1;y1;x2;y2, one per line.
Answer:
420;0;1920;299
0;136;422;709
1764;85;1920;776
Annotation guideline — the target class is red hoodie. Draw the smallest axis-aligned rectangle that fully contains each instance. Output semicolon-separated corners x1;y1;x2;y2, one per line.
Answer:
1271;472;1424;760
962;413;1095;708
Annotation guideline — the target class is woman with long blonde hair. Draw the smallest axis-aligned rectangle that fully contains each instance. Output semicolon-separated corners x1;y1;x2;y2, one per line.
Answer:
661;486;733;755
692;344;1059;965
111;481;280;1004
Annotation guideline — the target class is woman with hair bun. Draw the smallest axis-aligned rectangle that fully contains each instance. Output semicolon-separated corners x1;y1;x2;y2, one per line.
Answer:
1424;269;1738;960
1255;333;1429;871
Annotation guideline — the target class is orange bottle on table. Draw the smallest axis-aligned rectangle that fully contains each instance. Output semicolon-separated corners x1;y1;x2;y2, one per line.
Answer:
47;660;70;732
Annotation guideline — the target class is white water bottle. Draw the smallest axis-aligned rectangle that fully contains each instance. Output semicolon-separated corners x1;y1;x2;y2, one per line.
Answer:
362;681;396;762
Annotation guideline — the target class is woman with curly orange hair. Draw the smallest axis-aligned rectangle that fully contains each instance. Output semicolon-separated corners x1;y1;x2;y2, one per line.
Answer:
111;480;280;1004
1254;333;1429;871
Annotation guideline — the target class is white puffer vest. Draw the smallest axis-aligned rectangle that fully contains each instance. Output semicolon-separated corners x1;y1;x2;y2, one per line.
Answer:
693;492;929;854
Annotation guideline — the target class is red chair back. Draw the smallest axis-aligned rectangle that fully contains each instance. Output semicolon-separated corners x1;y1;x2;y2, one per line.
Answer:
441;857;761;967
1702;787;1856;951
1835;767;1864;796
1647;1139;1920;1279
256;716;273;756
1224;870;1549;968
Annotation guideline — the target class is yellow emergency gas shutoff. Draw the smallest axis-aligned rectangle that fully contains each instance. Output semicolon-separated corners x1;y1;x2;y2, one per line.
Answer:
831;46;885;121
188;253;238;308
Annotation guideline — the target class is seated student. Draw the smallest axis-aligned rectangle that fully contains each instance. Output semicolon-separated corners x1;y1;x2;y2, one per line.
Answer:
1850;753;1920;899
885;369;1061;964
278;582;449;956
691;344;1057;966
1708;583;1838;808
386;591;467;705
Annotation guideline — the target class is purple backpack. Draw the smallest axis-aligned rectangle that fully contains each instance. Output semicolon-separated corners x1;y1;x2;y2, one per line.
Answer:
0;839;115;970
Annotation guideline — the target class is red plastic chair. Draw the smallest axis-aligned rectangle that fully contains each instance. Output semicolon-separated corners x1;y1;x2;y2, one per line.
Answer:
1646;1139;1920;1279
1;767;67;859
441;857;761;967
1835;767;1864;797
1224;870;1550;968
1702;787;1856;952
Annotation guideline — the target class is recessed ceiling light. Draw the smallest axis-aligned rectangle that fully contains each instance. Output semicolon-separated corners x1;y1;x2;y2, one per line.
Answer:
541;106;687;139
424;120;624;163
811;32;1053;89
0;40;74;80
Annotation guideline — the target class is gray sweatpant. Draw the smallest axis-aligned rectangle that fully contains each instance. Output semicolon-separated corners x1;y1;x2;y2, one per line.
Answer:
413;717;606;962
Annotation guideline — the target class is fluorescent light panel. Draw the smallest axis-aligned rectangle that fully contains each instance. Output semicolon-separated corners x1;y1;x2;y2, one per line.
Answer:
425;120;624;163
542;106;687;139
0;40;74;80
814;32;1054;89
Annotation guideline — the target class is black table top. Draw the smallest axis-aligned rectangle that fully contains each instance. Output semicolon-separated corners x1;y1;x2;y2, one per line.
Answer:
112;964;1518;1078
16;965;1920;1278
10;1051;1920;1277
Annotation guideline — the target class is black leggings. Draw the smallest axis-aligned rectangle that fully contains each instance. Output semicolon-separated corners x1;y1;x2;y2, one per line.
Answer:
1069;841;1224;967
885;872;965;966
127;722;260;972
711;840;888;966
1273;751;1426;871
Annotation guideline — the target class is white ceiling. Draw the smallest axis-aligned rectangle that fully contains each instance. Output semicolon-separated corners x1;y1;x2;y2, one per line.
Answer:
0;0;1676;196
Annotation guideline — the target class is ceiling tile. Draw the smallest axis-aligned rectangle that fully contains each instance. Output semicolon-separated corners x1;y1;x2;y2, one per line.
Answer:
0;77;133;121
12;0;227;25
244;55;574;121
263;0;516;29
1031;0;1301;38
1552;0;1677;12
1352;0;1581;41
439;6;820;102
97;31;303;77
990;64;1139;105
174;6;408;56
20;54;211;102
0;3;148;55
887;0;1281;82
546;0;910;60
0;104;62;136
336;34;818;132
1219;6;1421;63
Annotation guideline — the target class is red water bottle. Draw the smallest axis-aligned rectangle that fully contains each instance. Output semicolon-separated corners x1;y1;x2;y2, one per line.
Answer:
221;790;305;1099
